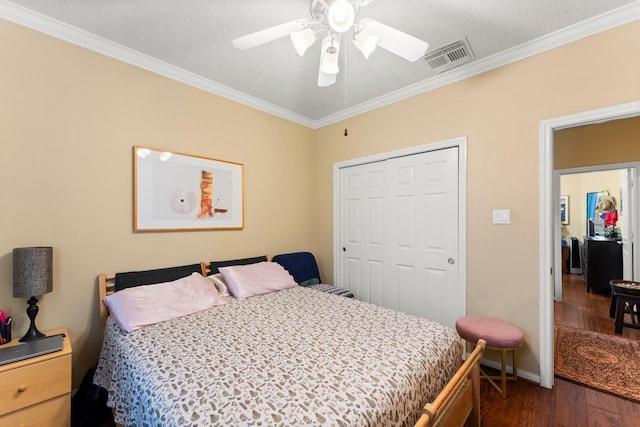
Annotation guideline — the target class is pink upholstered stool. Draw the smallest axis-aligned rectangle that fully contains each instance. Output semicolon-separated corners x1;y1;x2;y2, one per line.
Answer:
455;315;524;398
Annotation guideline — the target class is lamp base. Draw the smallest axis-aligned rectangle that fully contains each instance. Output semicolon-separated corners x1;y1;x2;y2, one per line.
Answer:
19;296;46;342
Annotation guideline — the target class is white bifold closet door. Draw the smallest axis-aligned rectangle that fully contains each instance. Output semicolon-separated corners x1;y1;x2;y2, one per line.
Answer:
339;147;461;328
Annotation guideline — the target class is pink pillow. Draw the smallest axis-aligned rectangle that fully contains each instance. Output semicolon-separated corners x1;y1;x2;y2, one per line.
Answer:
219;262;297;299
206;273;230;296
103;272;227;333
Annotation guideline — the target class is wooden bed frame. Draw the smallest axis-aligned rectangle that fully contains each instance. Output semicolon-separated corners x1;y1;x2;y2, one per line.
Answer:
415;339;485;427
97;273;115;335
97;269;485;427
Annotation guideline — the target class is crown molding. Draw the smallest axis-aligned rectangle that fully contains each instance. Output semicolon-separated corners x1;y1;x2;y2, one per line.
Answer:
315;2;640;128
1;0;639;130
0;0;318;128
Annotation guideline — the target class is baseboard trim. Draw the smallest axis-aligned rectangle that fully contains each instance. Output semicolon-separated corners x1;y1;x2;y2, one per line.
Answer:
463;349;541;385
479;358;541;385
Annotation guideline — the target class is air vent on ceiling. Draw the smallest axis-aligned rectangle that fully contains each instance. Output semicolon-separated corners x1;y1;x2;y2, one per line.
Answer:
424;38;474;74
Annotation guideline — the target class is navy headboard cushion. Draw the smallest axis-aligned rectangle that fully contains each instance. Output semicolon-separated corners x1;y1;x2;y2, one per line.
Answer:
208;256;267;275
272;252;321;286
114;263;203;292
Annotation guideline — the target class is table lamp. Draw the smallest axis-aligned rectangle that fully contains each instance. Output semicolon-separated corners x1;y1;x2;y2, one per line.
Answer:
13;246;53;342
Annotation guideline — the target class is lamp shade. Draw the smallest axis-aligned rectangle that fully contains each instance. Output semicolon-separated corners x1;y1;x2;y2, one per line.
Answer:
13;247;53;298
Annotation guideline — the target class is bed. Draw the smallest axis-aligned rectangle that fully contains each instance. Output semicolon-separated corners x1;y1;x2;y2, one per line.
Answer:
94;257;484;427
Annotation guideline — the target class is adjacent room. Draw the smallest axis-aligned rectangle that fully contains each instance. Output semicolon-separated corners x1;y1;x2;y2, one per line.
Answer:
553;118;640;408
1;1;639;425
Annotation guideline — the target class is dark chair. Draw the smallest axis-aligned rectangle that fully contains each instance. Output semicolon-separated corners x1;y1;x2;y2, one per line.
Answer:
609;280;640;334
272;252;354;298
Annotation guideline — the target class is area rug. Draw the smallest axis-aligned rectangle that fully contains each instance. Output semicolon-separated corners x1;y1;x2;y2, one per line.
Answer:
554;325;640;403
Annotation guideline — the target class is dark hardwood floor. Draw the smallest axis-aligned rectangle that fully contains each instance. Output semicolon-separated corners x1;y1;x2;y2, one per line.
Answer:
555;273;640;339
480;273;640;426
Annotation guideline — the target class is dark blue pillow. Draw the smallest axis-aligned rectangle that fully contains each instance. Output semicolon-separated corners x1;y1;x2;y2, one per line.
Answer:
272;252;321;285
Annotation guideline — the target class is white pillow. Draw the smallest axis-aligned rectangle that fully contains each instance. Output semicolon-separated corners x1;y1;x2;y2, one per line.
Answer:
219;262;297;299
103;272;227;333
206;273;230;297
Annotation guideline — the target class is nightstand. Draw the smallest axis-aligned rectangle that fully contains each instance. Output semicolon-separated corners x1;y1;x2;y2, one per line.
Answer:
0;328;72;426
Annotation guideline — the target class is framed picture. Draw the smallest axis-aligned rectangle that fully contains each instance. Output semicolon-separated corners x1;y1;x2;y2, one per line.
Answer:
134;146;244;231
560;195;569;225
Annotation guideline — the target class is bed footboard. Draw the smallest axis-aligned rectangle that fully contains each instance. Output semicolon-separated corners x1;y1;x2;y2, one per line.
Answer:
415;339;486;427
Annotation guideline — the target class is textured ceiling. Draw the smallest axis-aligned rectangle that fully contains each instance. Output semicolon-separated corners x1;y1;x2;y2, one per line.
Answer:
3;0;639;127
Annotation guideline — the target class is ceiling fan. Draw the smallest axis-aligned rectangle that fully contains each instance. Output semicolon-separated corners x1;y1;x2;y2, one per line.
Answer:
232;0;429;87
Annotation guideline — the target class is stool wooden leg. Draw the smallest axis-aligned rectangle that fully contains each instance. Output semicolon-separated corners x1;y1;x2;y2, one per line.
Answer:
477;344;521;399
631;303;639;326
500;349;507;399
615;298;626;334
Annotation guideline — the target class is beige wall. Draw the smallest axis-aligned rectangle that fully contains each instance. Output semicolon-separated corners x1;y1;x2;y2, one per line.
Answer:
555;117;640;169
2;15;639;387
0;20;315;386
312;21;640;375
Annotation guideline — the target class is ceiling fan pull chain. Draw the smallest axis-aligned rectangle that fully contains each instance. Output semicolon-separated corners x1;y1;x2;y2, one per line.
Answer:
343;41;348;107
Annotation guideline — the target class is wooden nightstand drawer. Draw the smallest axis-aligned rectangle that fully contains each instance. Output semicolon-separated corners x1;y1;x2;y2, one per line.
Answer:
0;353;71;416
0;394;70;427
0;329;72;424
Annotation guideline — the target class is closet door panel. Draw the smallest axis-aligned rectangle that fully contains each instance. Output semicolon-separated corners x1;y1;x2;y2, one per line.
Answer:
422;267;447;322
396;195;416;248
341;162;386;301
425;193;446;250
394;264;415;314
338;147;460;329
387;148;459;328
367;260;384;306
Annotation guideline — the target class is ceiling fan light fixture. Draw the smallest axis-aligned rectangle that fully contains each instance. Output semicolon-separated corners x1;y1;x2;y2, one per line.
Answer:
317;69;337;87
233;1;431;87
321;46;340;74
327;0;355;33
319;36;340;74
353;27;378;59
291;28;316;56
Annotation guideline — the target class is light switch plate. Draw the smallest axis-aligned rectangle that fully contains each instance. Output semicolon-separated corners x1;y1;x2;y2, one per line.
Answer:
493;209;510;225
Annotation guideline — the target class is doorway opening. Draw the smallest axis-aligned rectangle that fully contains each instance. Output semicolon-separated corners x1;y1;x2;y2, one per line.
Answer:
555;166;636;301
539;101;640;389
553;166;640;390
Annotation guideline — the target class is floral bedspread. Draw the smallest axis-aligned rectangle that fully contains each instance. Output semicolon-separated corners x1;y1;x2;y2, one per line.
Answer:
94;286;462;427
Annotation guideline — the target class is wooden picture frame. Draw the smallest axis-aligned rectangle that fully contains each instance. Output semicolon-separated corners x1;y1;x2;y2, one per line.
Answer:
560;195;569;225
134;146;244;231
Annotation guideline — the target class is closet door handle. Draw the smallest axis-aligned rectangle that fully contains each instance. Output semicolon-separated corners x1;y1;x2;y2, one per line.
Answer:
448;258;455;265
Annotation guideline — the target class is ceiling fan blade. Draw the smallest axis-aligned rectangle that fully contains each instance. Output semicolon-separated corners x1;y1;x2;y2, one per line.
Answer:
365;20;428;62
232;20;308;50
